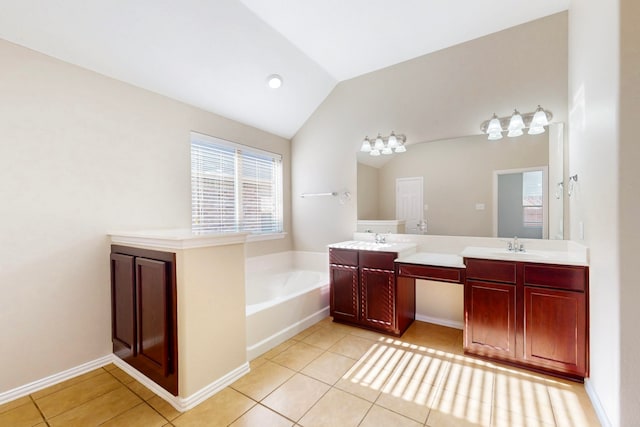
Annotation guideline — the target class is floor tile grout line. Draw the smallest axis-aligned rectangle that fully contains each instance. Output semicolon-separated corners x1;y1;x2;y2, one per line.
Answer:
251;344;379;425
545;381;560;427
140;399;173;425
223;400;259;426
354;399;375;427
96;401;148;426
37;382;138;423
29;394;50;427
26;368;108;402
248;351;329;421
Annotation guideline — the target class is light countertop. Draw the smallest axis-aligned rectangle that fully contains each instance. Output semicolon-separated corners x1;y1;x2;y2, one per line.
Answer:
109;229;249;250
460;246;589;266
395;252;466;269
329;239;588;268
328;240;417;258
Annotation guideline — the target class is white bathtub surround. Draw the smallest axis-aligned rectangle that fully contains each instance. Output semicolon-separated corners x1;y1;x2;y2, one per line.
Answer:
109;230;249;411
245;251;330;360
244;250;328;276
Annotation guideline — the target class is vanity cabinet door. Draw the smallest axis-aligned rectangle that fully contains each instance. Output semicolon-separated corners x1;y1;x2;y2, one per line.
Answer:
111;253;136;363
524;286;586;376
136;257;171;378
110;245;178;396
465;279;517;359
360;268;395;331
330;264;359;322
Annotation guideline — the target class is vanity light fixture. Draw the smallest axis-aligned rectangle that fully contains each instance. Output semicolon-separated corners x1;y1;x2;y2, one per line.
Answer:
507;109;525;137
360;131;407;156
266;74;283;89
480;106;553;140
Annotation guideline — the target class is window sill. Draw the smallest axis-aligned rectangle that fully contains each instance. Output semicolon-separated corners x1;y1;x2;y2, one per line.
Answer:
246;232;288;243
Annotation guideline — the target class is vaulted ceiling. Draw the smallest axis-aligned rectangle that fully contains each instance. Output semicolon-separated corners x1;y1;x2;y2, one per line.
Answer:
0;0;568;138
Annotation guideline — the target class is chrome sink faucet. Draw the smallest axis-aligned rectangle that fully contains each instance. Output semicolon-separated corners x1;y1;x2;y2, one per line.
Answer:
375;233;386;244
507;236;525;252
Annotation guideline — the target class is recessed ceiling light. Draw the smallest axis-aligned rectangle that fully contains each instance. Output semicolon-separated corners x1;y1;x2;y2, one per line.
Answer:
267;74;283;89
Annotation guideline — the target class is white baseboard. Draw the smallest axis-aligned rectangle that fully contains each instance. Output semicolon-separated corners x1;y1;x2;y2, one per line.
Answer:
246;306;329;360
584;378;612;427
112;357;249;412
0;355;113;405
415;314;464;330
0;353;250;414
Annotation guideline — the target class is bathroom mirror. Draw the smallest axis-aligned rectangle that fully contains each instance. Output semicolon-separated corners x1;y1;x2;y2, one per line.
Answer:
357;123;564;239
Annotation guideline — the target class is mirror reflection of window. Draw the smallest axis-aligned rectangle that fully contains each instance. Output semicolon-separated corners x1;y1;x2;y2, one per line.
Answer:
496;168;547;239
522;171;543;228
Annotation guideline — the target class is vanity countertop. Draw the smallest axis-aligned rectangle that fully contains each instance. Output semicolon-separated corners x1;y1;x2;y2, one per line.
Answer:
460;246;589;266
395;252;465;269
328;240;417;258
109;229;249;250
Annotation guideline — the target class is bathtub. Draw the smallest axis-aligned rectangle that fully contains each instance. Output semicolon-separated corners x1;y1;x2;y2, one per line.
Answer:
245;251;330;360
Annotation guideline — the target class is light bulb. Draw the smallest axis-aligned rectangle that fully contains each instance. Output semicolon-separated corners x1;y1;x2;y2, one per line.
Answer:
374;135;384;150
370;149;381;156
531;105;549;127
387;132;398;148
488;131;503;140
381;146;393;155
486;114;502;134
508;109;524;137
360;137;372;152
528;125;545;135
394;144;406;153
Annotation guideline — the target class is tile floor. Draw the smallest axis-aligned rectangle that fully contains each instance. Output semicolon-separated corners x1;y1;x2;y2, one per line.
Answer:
0;318;601;426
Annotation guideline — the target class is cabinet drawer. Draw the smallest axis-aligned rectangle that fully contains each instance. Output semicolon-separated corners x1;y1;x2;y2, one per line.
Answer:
329;248;358;266
360;251;396;270
397;263;464;284
465;259;516;283
524;264;587;292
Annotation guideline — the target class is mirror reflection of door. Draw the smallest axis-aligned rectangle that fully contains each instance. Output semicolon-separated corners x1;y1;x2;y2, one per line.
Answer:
494;167;548;239
396;177;424;234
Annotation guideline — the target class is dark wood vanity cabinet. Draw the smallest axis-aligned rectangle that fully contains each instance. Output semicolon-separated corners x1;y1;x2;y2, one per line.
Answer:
110;245;178;395
464;258;588;380
330;248;414;335
329;263;359;322
523;264;588;376
465;279;517;359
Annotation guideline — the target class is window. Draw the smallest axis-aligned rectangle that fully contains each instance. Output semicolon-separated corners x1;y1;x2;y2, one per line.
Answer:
191;132;283;234
522;170;543;228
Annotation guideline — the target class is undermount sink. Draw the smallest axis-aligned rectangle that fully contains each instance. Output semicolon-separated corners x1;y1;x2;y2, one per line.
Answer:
328;240;417;256
489;249;550;258
461;246;584;264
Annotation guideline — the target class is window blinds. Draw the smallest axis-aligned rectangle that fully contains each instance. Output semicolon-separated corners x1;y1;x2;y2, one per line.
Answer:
191;133;283;234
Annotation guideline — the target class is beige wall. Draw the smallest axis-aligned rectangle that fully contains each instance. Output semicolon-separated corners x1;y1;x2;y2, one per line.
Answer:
292;12;568;252
619;0;640;425
0;39;291;394
373;133;548;236
568;1;621;425
176;244;246;397
356;163;379;220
